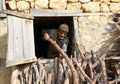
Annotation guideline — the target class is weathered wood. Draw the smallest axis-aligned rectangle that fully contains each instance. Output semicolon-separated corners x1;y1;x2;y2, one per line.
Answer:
19;71;24;84
47;74;52;84
30;9;82;17
30;9;114;17
109;78;120;84
0;0;6;12
0;13;6;17
22;19;35;58
73;17;79;42
0;0;2;12
3;10;33;19
11;66;19;84
64;78;69;84
87;60;94;79
73;58;94;84
33;64;40;84
105;56;120;60
47;38;79;84
37;58;54;64
6;15;36;67
58;60;64;84
28;66;33;84
100;57;107;84
76;42;85;59
115;64;120;77
2;0;6;10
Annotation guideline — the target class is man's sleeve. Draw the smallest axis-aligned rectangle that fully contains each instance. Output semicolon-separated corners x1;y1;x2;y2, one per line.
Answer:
42;29;51;35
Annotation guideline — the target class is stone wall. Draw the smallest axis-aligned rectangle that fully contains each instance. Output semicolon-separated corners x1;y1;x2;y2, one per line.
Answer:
0;14;117;84
0;13;117;84
6;0;120;13
0;1;119;83
77;13;117;55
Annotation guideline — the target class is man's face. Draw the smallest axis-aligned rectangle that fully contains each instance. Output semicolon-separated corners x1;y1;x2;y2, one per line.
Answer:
58;30;67;40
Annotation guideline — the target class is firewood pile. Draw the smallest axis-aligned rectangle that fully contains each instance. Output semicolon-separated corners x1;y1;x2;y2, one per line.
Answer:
17;13;120;84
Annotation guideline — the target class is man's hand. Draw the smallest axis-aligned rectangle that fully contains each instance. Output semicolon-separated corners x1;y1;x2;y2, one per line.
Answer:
42;32;50;41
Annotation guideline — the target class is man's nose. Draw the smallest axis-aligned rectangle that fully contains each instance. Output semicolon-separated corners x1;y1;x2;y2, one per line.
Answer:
61;33;66;36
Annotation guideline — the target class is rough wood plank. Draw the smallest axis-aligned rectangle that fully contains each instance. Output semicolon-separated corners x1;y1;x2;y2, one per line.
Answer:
6;15;36;67
13;16;24;59
2;0;6;10
30;9;114;17
3;10;33;19
11;66;19;84
0;13;6;17
37;59;54;64
73;17;79;42
6;57;36;67
6;16;24;66
30;9;82;17
6;15;14;63
22;19;35;58
0;0;2;12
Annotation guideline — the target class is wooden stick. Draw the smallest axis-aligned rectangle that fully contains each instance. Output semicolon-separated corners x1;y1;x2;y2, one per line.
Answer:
87;60;94;79
47;38;79;84
47;73;52;84
11;66;19;84
73;58;95;84
76;42;85;59
28;68;32;84
99;57;107;84
33;64;40;84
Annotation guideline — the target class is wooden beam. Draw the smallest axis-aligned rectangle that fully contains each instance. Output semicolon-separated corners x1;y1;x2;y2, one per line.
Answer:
73;17;79;42
0;0;2;12
30;9;114;17
0;13;6;17
2;0;6;10
30;9;83;17
3;10;34;19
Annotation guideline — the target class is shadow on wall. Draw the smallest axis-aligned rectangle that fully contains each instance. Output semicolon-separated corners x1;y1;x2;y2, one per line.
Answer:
0;33;12;84
0;33;7;58
97;23;120;56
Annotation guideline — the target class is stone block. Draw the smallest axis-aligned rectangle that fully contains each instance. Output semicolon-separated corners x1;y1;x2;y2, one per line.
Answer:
66;2;81;10
111;0;120;2
17;1;30;11
8;1;17;10
100;3;110;12
82;2;100;12
109;3;120;12
35;0;48;9
49;0;67;10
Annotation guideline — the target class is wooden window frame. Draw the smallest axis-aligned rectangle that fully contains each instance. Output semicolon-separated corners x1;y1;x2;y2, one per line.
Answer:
5;10;81;66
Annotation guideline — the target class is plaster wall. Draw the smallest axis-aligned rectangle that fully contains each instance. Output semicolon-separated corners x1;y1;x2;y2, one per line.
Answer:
0;18;11;84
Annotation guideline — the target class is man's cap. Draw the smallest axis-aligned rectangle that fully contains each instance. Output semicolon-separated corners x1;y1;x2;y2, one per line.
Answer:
58;23;69;33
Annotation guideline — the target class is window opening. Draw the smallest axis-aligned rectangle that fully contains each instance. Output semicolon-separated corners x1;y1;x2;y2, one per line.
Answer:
33;17;74;58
